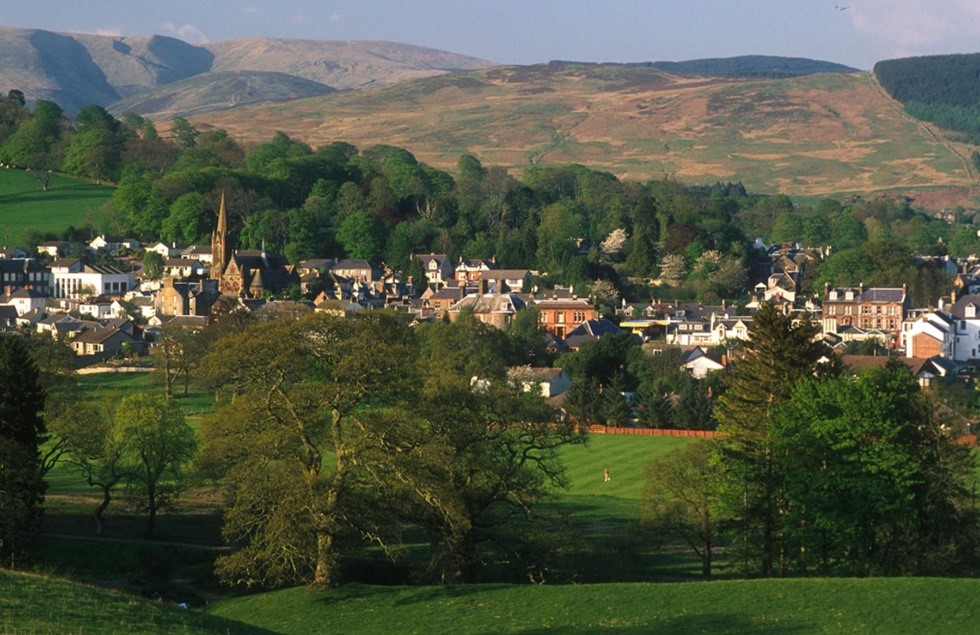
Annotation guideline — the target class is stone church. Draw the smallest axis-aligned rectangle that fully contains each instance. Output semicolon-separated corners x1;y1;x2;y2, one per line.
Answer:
210;193;298;298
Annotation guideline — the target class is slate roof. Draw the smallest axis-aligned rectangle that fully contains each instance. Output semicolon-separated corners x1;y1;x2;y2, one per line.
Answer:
825;286;906;303
950;295;980;319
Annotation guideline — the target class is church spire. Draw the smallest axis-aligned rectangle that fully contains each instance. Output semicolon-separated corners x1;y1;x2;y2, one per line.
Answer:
211;191;229;280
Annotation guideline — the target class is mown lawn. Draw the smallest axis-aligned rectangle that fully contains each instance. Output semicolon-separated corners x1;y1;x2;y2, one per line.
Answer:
0;168;113;246
209;577;980;634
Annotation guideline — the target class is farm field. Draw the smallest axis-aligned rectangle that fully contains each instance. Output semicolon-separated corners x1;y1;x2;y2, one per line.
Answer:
0;169;113;247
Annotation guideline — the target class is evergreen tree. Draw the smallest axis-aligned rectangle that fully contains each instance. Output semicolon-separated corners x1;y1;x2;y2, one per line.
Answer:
0;335;46;567
672;379;713;430
601;373;633;427
714;303;835;576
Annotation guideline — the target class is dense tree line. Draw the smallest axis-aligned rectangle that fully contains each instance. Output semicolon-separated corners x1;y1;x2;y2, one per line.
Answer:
643;304;978;578
874;54;980;143
0;93;971;309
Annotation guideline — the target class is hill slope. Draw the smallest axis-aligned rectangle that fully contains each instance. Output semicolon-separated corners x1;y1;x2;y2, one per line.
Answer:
0;26;494;113
210;578;980;634
193;62;977;203
108;70;336;119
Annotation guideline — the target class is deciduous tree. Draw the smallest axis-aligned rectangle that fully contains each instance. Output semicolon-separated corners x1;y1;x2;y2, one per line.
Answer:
642;441;724;576
114;394;196;539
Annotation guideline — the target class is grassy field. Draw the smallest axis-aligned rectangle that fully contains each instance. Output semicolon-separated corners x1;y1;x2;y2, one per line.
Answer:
0;570;262;634
0;168;113;247
209;577;980;634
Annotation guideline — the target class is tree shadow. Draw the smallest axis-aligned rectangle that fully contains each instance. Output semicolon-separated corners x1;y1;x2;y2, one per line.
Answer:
481;613;808;635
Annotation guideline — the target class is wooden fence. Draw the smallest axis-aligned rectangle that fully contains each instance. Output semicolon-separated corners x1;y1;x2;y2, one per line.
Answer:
586;425;717;437
585;426;976;446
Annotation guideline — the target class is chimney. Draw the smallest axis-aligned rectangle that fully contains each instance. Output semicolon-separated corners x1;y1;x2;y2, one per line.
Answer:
951;289;957;304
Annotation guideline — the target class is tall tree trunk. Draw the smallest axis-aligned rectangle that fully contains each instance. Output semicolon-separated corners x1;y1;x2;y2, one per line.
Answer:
94;487;112;536
312;532;335;587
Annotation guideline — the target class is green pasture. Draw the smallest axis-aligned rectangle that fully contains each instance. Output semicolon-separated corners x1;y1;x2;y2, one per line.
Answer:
0;570;258;634
0;168;113;247
209;577;980;635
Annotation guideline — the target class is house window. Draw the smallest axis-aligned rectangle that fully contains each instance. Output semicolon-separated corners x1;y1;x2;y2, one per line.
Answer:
557;312;565;324
828;306;836;316
573;311;585;322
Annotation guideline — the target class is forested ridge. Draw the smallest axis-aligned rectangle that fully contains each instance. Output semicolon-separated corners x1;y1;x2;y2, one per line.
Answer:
875;53;980;144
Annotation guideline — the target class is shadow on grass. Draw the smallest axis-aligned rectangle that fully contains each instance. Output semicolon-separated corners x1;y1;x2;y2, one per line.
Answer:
310;582;513;608
0;188;109;205
391;583;513;607
486;613;807;634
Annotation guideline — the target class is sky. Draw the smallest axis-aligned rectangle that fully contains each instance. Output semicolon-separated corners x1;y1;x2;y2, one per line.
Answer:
3;1;979;70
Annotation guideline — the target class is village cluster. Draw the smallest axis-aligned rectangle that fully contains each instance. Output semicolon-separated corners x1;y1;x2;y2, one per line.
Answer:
1;202;979;403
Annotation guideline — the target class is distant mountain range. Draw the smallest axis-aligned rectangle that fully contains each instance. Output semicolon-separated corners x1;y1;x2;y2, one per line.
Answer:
0;26;494;115
0;26;859;119
0;26;974;206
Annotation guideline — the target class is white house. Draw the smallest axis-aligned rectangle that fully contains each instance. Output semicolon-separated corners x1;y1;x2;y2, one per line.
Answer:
948;294;980;361
0;288;46;316
507;366;573;398
181;245;214;265
680;346;726;378
902;310;955;359
145;242;187;258
50;261;135;299
416;253;454;287
89;235;140;254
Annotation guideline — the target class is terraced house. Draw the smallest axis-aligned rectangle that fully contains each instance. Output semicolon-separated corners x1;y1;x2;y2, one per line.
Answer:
821;283;908;345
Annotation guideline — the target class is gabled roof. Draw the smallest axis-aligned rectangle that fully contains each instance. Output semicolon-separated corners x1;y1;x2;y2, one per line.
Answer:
165;315;209;329
72;326;126;344
950;295;980;319
449;293;525;314
566;318;621;339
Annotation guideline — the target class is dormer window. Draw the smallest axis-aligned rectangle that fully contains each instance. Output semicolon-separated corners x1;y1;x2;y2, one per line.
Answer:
844;291;854;301
966;304;976;319
829;291;838;301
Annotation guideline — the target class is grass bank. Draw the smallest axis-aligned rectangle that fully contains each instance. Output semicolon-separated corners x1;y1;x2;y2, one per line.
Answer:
209;577;980;634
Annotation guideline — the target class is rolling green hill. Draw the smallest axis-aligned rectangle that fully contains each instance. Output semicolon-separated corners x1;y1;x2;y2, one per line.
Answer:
0;169;113;247
194;63;978;207
209;578;980;634
0;570;259;634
